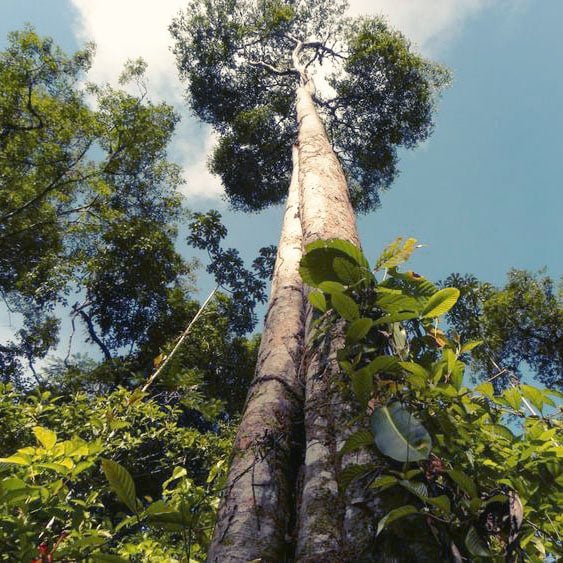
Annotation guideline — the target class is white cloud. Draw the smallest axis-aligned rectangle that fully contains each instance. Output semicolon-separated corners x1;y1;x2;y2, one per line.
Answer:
69;0;222;202
348;0;489;54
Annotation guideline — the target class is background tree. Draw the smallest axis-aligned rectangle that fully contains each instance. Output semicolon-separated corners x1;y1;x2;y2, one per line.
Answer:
0;29;271;562
444;269;562;390
171;1;448;560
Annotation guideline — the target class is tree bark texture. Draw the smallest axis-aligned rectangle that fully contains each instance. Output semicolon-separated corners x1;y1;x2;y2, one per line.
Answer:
295;83;379;562
208;146;305;563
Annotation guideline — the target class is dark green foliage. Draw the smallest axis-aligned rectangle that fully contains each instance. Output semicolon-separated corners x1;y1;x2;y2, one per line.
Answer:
0;28;192;374
188;210;272;334
170;0;448;212
444;270;563;389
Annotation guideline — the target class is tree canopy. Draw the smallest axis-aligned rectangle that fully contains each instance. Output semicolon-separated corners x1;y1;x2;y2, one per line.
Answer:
444;269;562;390
170;0;449;212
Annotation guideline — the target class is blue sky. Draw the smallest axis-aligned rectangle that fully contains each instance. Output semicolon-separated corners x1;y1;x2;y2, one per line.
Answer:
1;0;561;353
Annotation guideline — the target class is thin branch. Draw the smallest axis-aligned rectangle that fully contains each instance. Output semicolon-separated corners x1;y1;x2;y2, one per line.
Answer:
248;60;298;77
140;286;218;393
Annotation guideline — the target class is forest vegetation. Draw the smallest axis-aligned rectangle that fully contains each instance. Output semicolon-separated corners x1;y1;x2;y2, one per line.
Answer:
0;1;561;561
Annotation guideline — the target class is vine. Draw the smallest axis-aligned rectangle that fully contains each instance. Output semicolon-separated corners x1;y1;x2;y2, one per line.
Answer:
300;237;561;561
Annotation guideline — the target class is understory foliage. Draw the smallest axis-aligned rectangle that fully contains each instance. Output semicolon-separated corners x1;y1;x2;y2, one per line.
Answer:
0;383;232;562
300;237;562;561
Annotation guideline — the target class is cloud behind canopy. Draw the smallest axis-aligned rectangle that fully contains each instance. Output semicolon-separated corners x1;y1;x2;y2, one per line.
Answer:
69;0;519;200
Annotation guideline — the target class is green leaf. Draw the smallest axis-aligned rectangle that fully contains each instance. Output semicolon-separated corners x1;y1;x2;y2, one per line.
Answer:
460;340;482;353
376;293;421;314
340;430;374;456
371;402;432;462
421;288;460;318
369;475;398;490
333;257;362;284
308;290;327;312
399;362;430;380
300;239;368;288
346;317;373;344
483;424;514;442
101;459;138;513
426;495;451;514
465;526;491;557
351;367;373;408
331;292;359;321
33;426;57;450
375;237;418;271
398;479;428;499
475;382;494;399
91;554;130;563
366;355;399;374
521;384;546;413
339;463;376;492
0;454;31;466
376;505;418;537
373;311;418;325
318;281;346;294
448;469;478;499
503;387;522;411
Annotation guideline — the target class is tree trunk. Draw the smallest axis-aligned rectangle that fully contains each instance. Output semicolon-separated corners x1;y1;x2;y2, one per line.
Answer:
295;82;378;562
208;146;305;562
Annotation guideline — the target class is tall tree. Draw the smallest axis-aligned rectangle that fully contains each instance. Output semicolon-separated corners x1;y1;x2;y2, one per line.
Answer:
0;29;188;380
171;1;447;559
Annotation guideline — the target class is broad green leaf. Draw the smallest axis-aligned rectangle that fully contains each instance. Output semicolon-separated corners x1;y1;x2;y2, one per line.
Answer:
421;288;460;318
0;454;31;465
33;427;57;450
475;382;494;398
448;469;478;499
333;257;361;284
376;293;420;314
426;495;451;514
371;402;432;462
460;339;483;353
163;466;187;490
331;292;359;321
308;290;327;312
399;362;430;380
340;430;374;456
369;475;398;489
465;526;491;557
318;281;346;294
101;459;138;513
346;317;373;344
373;311;418;325
300;239;368;287
503;387;522;411
376;505;418;537
483;424;514;442
521;384;546;413
351;367;373;408
91;554;130;563
398;479;428;499
366;355;399;374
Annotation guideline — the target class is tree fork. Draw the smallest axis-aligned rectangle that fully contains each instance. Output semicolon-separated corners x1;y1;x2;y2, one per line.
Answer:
208;146;305;562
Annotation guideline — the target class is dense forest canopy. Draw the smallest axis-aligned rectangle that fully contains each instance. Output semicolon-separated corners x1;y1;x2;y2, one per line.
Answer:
0;1;561;560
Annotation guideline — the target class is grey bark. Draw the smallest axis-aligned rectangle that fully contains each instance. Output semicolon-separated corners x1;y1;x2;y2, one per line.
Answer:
207;146;305;563
295;81;379;562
